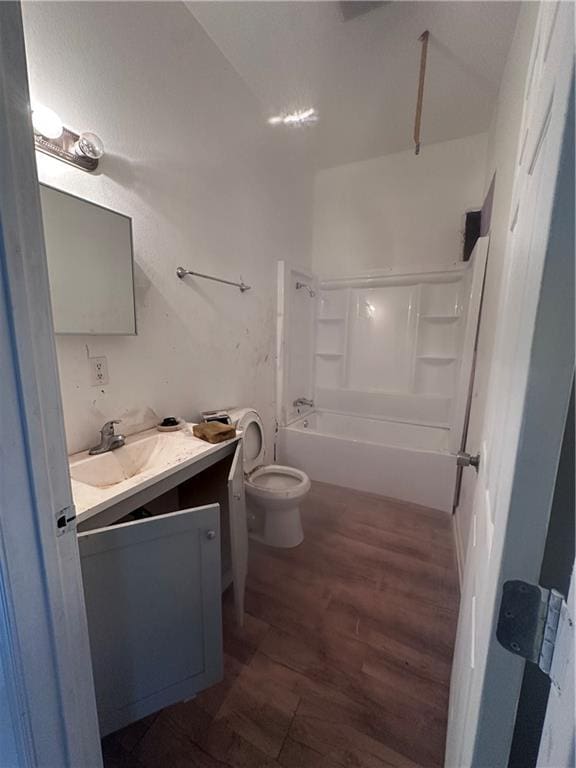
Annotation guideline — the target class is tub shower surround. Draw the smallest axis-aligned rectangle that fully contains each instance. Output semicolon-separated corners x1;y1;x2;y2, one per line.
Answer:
278;248;487;512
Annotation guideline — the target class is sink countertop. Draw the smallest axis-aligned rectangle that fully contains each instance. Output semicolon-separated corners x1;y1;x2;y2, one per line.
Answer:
69;423;239;522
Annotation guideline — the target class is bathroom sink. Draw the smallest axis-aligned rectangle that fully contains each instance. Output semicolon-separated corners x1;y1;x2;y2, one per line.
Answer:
69;421;240;520
70;434;162;488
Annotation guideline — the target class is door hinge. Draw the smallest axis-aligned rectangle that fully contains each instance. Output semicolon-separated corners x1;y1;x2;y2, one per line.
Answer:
496;580;572;686
55;505;76;536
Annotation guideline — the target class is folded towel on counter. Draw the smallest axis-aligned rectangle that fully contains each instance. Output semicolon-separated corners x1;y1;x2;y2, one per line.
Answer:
193;422;236;443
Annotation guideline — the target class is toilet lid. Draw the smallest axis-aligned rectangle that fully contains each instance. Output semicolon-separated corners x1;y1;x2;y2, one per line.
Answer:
231;409;265;474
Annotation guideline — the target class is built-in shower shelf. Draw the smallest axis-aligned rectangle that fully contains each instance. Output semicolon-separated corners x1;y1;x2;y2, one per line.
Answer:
317;316;346;322
316;351;344;357
416;354;457;362
419;314;461;321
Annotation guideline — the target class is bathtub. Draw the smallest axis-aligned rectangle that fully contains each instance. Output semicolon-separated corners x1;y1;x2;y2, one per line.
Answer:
277;411;457;512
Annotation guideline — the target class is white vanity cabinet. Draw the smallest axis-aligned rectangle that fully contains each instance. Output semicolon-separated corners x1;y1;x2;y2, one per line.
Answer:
74;437;247;736
79;504;222;736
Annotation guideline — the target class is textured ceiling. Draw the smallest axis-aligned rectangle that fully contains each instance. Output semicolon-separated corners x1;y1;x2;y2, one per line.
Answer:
187;1;520;169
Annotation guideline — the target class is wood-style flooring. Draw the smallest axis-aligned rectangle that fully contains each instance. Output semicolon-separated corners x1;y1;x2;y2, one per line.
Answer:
103;481;460;768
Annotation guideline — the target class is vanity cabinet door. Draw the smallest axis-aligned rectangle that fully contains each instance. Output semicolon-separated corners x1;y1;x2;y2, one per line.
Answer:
228;441;247;626
78;504;222;737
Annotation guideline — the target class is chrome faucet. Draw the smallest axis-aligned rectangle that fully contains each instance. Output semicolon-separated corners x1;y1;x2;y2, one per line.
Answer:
88;420;126;455
293;397;314;408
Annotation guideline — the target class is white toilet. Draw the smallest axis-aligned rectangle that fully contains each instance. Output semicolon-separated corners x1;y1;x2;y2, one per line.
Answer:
228;408;310;548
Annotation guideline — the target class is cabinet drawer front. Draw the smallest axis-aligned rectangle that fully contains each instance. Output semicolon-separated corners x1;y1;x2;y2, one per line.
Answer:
79;504;222;735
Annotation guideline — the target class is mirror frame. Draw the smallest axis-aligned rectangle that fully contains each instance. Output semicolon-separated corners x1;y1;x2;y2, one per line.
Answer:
40;182;137;336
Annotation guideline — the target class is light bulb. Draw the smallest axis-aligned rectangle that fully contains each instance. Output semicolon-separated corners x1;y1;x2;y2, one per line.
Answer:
32;103;63;140
75;131;104;160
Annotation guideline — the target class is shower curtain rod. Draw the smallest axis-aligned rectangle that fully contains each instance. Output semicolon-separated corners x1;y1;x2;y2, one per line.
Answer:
176;266;251;293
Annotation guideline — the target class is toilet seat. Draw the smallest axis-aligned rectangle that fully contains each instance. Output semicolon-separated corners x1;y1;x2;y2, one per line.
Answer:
246;465;311;500
227;408;266;474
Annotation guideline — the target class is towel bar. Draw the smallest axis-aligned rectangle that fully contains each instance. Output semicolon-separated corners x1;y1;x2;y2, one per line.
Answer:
176;266;250;293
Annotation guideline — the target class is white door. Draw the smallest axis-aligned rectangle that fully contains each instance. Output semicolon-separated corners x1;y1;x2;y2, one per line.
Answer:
79;504;223;737
228;441;248;626
450;236;488;576
0;3;102;765
446;3;574;766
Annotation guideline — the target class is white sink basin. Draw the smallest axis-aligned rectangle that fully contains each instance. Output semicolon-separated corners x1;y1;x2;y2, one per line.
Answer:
70;434;161;489
69;423;239;520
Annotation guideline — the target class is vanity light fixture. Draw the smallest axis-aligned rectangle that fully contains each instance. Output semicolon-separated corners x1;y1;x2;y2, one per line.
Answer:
75;132;105;161
268;108;318;127
32;102;104;172
31;104;63;140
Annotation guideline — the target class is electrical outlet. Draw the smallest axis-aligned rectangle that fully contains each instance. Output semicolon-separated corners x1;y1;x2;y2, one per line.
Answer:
89;356;109;386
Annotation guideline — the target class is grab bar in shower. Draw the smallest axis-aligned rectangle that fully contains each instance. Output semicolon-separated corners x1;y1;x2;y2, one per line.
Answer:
176;266;251;293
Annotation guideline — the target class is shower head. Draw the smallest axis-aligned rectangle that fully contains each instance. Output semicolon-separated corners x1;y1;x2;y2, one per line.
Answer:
296;281;316;298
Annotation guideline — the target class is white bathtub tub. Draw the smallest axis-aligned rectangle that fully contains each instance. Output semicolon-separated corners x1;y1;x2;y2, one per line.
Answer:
278;411;457;512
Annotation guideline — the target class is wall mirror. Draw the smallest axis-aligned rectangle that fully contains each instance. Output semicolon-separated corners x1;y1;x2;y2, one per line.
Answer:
40;184;136;335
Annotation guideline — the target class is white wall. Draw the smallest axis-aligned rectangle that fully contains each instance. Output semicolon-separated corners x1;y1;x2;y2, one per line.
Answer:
312;133;487;278
22;1;313;455
454;3;538;569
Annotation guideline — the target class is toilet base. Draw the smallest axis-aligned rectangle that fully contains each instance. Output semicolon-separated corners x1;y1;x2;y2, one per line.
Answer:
247;498;304;549
264;503;304;548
